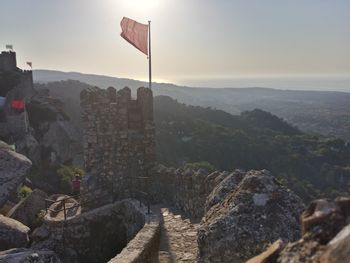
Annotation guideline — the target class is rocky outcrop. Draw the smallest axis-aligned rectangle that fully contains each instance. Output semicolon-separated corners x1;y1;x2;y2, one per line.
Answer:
41;120;82;164
246;240;285;263
320;224;350;263
0;141;32;208
27;92;83;166
205;169;246;211
0;214;30;250
15;132;41;166
0;248;61;263
7;189;47;229
0;200;15;215
276;197;350;263
198;170;304;263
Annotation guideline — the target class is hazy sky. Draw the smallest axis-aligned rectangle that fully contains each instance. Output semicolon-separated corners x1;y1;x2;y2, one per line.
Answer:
1;0;350;85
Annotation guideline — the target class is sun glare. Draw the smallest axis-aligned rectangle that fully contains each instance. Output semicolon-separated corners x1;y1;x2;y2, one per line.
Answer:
120;0;162;13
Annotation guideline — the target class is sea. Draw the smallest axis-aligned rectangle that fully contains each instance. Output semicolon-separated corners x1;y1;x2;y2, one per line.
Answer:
175;76;350;92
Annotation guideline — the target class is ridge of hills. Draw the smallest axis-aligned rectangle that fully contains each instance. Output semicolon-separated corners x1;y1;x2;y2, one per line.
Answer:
34;70;350;140
34;80;350;201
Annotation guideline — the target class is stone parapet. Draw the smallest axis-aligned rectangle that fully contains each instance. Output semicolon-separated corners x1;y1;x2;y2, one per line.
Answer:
33;199;146;263
152;165;220;219
109;212;160;263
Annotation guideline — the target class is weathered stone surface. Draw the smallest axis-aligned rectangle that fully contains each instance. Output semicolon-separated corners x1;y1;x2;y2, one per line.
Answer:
0;214;30;250
153;165;217;219
15;132;41;166
0;141;32;208
205;169;245;211
80;87;156;208
277;197;350;263
320;224;350;263
198;170;304;263
246;239;285;263
7;189;47;229
0;248;61;263
301;197;350;243
41;120;82;164
152;206;199;263
0;200;15;215
109;212;160;263
277;236;326;263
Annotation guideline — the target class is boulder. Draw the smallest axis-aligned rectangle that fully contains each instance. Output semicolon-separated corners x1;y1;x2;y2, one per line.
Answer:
277;197;350;263
0;248;61;263
205;169;245;211
41;120;82;164
246;239;285;263
300;197;350;243
0;141;32;208
198;170;304;263
277;237;326;263
15;131;41;166
0;200;15;215
0;214;30;250
320;224;350;263
7;189;48;228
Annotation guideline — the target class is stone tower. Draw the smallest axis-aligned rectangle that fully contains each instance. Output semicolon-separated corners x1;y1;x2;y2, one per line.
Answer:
0;51;33;136
0;51;17;72
80;86;156;208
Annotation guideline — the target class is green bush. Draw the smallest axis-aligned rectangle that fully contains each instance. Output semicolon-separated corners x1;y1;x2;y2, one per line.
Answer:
57;165;84;194
34;209;46;228
17;185;32;199
184;161;215;173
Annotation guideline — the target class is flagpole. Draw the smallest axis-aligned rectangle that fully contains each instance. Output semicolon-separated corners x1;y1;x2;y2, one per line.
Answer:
148;20;152;89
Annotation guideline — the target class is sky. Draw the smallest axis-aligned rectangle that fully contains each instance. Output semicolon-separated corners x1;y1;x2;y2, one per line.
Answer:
1;0;350;87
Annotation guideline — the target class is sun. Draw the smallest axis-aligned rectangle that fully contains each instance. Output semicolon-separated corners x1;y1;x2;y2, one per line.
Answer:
120;0;162;13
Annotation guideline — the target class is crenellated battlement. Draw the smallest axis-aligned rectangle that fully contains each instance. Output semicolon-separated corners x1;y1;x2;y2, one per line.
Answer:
80;86;156;208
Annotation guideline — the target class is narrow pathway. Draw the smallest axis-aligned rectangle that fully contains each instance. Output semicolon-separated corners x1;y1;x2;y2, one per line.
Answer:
153;206;199;263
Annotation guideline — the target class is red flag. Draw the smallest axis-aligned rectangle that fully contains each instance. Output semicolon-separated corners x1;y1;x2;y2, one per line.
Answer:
26;62;32;68
120;17;148;55
11;100;25;109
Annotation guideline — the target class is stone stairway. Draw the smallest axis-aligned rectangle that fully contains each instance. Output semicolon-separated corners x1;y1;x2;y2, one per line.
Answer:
45;195;81;221
153;206;199;263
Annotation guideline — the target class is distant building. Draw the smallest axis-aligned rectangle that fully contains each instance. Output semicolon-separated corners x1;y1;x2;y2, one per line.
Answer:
0;51;33;137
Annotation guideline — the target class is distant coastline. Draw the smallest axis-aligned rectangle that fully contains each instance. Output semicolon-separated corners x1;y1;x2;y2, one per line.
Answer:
33;69;350;93
175;76;350;92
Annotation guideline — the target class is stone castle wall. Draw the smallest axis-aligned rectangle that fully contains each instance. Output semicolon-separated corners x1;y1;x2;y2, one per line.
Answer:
152;166;225;219
34;200;146;263
80;86;156;208
79;85;227;219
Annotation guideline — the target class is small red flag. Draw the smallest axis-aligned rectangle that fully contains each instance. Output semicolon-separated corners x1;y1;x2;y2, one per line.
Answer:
11;100;25;109
120;17;148;55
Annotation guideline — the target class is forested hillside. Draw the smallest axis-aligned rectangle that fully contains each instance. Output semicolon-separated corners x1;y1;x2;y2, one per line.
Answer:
34;71;350;140
34;81;350;201
154;96;350;201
